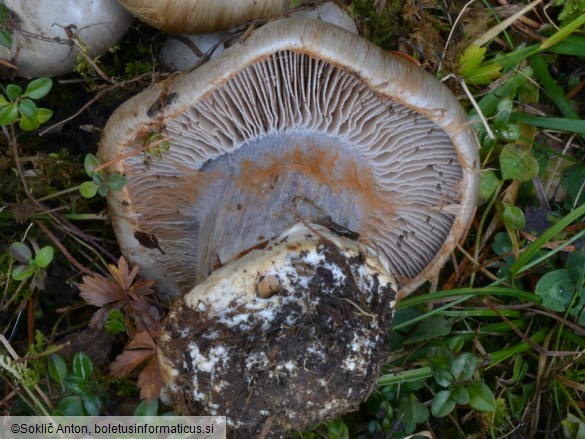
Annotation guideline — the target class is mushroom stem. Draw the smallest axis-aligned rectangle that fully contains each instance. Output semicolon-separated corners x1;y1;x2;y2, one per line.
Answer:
158;222;397;437
193;132;375;284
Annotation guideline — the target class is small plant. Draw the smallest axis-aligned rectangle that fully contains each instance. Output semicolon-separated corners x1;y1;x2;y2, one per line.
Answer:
427;346;496;417
458;45;503;86
49;352;102;416
9;241;54;290
78;257;163;400
79;153;127;198
0;77;53;131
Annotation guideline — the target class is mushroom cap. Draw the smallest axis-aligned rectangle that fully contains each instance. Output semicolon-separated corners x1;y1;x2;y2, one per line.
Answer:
116;0;286;34
159;2;357;72
0;0;133;78
157;223;397;436
98;18;479;300
160;32;229;72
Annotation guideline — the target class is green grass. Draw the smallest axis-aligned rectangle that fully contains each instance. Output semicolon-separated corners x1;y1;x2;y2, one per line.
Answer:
1;1;585;438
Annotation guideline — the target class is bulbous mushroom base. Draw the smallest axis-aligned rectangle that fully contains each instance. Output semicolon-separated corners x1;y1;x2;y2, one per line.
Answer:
158;224;396;437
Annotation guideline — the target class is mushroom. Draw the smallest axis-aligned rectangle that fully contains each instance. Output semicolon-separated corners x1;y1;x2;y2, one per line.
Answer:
98;17;479;436
0;0;133;78
116;0;287;34
159;2;358;72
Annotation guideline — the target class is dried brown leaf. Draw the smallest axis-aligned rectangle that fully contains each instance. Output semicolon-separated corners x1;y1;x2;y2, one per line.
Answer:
128;301;161;334
78;273;123;307
131;279;156;297
110;348;153;378
127;330;156;350
138;357;164;401
108;256;137;290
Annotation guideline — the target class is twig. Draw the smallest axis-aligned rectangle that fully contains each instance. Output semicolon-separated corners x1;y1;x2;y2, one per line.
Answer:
40;72;158;136
34;220;96;276
485;301;583;357
0;334;54;414
93;136;171;173
439;0;476;73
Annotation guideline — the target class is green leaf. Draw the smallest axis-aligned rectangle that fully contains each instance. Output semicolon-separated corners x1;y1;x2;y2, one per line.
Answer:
451;353;476;382
73;352;93;379
535;269;575;312
0;103;18;125
79;181;99;199
427;346;454;372
405;316;451;344
512;356;528;381
0;29;12;49
23;77;53;100
497;124;521;141
510;112;585;134
451;385;470;405
502;204;526;231
9;242;32;263
493;98;513;127
396;394;429;424
97;184;108;197
107;173;127;192
6;84;22;100
12;265;34;281
492;232;513;256
84;154;100;177
467;63;503;85
34;108;53;125
56;395;84;416
18;98;37;118
563;164;585;207
63;375;85;394
433;368;454;388
48;354;68;386
500;144;539;181
81;392;101;416
19;114;40;131
467;381;497;412
458;45;486;78
431;390;456;418
479;170;499;204
326;418;349;439
34;246;54;268
134;399;159;416
105;309;126;335
561;413;585;439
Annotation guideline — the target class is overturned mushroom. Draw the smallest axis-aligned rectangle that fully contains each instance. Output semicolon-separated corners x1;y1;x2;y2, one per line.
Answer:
99;18;478;437
0;0;132;78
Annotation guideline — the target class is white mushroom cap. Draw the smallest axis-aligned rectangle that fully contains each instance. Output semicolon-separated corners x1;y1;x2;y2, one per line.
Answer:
0;0;133;78
288;2;357;34
160;32;229;72
99;18;479;300
159;2;357;72
116;0;286;34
